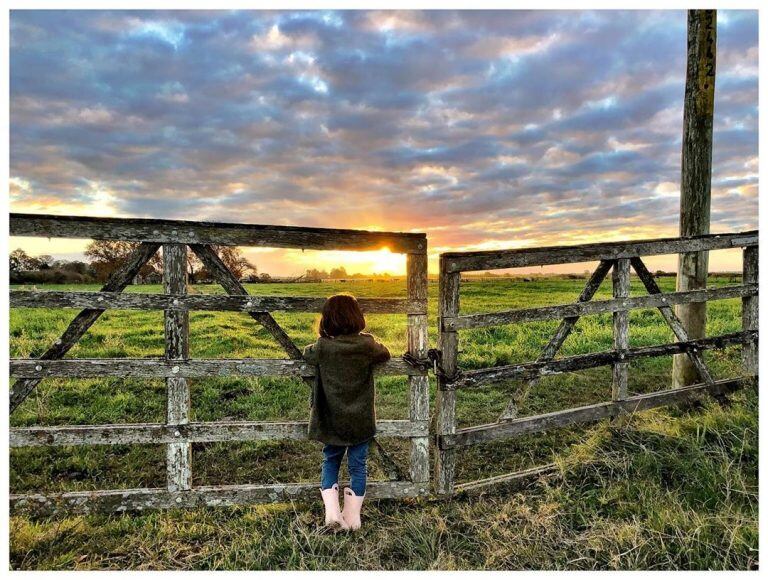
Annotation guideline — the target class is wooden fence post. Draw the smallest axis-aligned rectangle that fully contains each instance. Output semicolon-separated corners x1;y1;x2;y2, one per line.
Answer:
407;250;429;485
743;245;759;376
163;244;192;492
674;9;717;388
435;257;460;494
612;259;630;401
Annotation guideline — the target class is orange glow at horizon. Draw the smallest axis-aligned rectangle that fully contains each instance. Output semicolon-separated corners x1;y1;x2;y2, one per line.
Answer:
8;233;748;277
243;246;408;277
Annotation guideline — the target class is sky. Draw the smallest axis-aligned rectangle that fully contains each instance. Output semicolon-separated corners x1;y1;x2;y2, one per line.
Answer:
9;10;759;276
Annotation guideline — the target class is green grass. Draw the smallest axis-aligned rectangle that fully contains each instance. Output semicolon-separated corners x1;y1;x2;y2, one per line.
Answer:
9;276;757;570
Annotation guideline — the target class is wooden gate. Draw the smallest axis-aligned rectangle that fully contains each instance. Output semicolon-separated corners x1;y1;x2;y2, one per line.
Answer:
9;213;430;516
434;231;759;495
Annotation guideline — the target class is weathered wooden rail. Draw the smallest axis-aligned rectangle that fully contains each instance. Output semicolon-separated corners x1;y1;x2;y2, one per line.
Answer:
434;230;759;494
9;213;429;516
9;291;424;314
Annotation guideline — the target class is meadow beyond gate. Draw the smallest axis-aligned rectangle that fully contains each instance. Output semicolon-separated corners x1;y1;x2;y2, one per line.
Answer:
8;214;760;513
9;214;430;515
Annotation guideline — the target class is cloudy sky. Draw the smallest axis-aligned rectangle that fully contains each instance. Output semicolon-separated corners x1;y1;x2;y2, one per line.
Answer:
10;10;758;275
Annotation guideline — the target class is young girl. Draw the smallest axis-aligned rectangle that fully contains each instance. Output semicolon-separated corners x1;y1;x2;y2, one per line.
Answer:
303;294;391;531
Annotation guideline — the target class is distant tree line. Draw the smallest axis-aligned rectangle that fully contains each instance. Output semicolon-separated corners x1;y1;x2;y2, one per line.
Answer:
10;249;96;284
9;244;394;285
10;241;256;284
302;266;394;282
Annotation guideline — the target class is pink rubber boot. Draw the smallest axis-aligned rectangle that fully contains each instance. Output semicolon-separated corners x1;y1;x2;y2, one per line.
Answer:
320;484;348;530
341;487;365;531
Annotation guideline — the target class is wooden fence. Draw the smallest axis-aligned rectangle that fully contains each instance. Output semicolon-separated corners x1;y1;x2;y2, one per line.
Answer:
9;213;429;516
8;216;761;511
434;231;759;494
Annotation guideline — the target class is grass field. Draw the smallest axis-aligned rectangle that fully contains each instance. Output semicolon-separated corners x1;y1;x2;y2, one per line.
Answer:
9;276;758;570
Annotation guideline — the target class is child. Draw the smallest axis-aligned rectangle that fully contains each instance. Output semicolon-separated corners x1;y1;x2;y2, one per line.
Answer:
303;294;391;531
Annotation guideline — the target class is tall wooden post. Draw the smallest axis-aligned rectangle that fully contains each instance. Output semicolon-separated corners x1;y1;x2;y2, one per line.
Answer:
435;257;460;495
406;247;430;487
164;244;192;492
612;259;630;401
674;9;717;388
742;245;759;377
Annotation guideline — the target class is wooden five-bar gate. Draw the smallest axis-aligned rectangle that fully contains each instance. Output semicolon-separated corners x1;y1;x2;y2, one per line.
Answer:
9;213;430;515
8;214;759;513
435;231;759;494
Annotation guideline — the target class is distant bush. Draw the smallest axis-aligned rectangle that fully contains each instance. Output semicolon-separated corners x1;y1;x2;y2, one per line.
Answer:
11;268;96;284
11;249;99;284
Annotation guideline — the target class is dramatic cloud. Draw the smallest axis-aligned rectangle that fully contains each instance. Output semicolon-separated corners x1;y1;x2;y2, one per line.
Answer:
10;10;758;274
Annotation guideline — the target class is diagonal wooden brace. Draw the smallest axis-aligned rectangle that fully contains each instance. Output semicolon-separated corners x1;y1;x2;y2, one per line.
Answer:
630;257;720;401
500;259;614;421
10;242;161;413
370;438;406;481
189;244;302;359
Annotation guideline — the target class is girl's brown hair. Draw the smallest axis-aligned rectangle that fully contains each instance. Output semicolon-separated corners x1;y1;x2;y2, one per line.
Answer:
318;294;366;338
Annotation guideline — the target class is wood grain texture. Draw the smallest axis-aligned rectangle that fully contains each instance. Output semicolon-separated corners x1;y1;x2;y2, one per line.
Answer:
742;246;759;376
10;213;426;253
10;480;431;517
163;244;191;492
10;420;428;447
10;357;427;378
9;242;161;413
442;230;756;273
443;284;754;330
10;290;425;315
407;251;430;483
435;259;460;494
453;463;560;493
612;259;630;401
674;10;717;388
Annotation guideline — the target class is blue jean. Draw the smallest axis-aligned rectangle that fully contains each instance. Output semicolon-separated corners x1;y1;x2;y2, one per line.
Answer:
321;440;370;496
